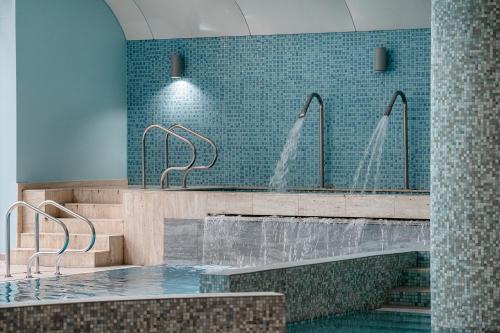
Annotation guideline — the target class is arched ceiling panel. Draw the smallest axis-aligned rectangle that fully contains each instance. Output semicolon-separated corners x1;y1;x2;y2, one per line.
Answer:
346;0;431;31
105;0;431;40
133;0;250;39
236;0;355;35
105;0;153;40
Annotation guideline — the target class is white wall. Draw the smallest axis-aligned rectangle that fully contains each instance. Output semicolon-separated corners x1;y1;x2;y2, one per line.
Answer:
0;0;17;252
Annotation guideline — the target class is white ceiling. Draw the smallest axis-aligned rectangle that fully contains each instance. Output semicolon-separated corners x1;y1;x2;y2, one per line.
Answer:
105;0;431;40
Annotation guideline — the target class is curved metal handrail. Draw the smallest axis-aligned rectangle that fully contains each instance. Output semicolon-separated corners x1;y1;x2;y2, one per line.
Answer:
141;124;196;189
4;201;69;278
164;124;218;188
35;200;96;276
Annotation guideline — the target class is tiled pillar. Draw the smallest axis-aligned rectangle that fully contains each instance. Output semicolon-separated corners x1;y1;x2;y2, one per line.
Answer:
431;1;500;332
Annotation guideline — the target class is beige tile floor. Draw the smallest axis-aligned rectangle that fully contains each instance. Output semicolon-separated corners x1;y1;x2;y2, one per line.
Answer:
0;261;139;282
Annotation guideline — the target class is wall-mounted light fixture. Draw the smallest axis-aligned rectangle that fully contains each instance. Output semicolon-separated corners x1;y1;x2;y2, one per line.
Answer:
374;47;387;72
170;53;184;79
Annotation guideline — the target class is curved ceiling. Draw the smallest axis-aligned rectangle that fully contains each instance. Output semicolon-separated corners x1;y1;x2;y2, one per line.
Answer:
105;0;431;40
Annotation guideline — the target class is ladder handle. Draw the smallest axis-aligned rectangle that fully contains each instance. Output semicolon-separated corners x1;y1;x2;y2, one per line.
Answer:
141;124;196;189
37;200;96;276
164;124;218;188
4;201;69;278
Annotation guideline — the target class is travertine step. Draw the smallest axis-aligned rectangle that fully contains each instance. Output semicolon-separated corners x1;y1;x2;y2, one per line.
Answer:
23;218;124;235
60;203;122;219
18;187;126;268
73;188;123;204
20;233;122;251
10;247;122;268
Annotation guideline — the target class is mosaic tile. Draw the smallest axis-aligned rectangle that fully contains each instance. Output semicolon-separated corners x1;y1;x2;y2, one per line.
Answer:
0;295;285;333
403;268;431;288
200;251;418;322
388;289;431;307
417;251;430;268
127;30;431;190
431;0;500;332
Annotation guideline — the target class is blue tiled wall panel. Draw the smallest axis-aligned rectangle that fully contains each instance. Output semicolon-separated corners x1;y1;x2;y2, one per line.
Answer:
128;29;430;189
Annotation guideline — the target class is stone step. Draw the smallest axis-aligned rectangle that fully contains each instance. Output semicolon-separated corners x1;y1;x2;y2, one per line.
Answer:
10;247;122;268
403;267;430;287
376;305;431;315
388;286;431;308
73;188;123;204
19;233;122;251
60;203;122;219
417;251;430;268
21;189;73;226
290;312;431;332
23;218;124;235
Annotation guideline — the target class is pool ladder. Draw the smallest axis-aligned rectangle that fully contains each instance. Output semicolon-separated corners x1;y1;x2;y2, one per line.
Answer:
141;124;218;189
4;201;96;278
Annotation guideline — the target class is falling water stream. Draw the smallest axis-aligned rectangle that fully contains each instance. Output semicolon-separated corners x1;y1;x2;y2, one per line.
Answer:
269;118;305;191
351;115;390;192
200;216;430;268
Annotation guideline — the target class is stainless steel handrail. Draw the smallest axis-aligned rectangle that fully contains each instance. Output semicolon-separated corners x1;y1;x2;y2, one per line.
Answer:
4;201;69;278
164;124;218;188
34;200;96;276
141;124;196;189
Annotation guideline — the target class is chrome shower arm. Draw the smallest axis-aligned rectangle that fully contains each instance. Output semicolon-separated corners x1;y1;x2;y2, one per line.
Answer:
384;90;409;189
298;93;324;118
384;90;408;116
297;93;325;189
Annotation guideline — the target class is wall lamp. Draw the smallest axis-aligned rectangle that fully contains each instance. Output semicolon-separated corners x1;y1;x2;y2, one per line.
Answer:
374;47;388;72
170;53;184;79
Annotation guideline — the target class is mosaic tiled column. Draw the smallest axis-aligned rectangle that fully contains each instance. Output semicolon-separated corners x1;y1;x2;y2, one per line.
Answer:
431;1;500;332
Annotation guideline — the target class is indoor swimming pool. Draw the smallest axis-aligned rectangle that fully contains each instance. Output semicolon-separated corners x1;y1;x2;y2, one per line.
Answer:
0;265;228;305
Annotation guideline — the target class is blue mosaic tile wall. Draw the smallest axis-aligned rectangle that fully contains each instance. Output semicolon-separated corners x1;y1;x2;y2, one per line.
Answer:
128;29;430;189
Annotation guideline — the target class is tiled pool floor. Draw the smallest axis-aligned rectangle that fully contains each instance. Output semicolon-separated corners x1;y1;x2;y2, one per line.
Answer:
287;311;431;333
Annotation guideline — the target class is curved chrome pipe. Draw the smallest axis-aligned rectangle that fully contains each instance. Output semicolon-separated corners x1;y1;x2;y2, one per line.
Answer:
36;200;96;276
384;90;408;116
3;201;69;278
384;90;409;190
165;124;218;188
297;93;325;188
298;93;324;118
141;124;196;189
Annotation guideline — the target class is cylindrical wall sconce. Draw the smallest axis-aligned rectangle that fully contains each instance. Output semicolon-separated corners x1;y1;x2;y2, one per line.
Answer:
170;53;184;79
374;47;388;72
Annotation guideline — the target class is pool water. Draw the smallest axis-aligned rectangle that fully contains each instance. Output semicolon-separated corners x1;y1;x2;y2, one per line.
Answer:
287;312;431;333
0;265;227;305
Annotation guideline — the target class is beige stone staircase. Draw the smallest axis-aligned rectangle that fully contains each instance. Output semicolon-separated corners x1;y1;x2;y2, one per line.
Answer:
11;188;125;268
